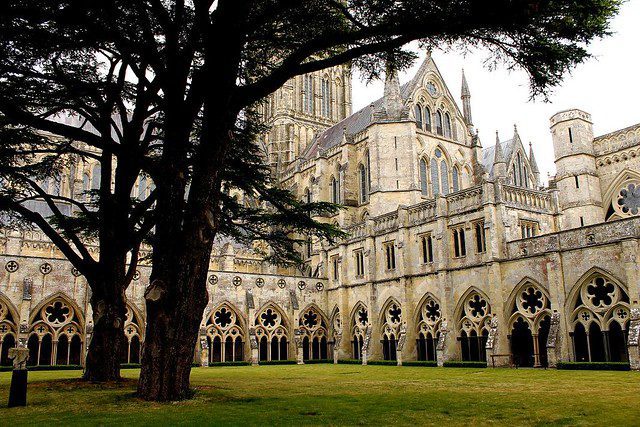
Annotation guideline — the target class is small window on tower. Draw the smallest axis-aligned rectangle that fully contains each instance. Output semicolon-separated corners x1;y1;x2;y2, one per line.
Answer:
575;176;580;189
420;234;434;263
384;242;396;270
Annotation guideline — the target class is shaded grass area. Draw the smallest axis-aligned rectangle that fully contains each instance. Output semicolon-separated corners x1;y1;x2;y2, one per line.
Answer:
1;365;639;426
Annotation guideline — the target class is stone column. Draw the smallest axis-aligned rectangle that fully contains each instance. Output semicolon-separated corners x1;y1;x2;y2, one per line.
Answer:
294;328;304;365
361;324;372;365
396;321;407;366
546;311;562;368
249;328;259;366
628;308;640;370
199;332;209;367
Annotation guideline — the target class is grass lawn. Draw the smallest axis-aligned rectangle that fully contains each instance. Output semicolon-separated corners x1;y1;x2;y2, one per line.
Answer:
0;365;639;426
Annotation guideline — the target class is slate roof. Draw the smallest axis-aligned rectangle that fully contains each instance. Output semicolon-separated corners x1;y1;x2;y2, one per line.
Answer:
481;139;517;177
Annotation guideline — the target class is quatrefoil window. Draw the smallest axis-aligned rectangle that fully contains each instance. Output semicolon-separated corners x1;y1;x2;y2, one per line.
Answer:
617;183;640;216
302;310;318;328
45;301;70;325
586;277;616;308
214;307;233;328
521;287;544;315
260;309;278;328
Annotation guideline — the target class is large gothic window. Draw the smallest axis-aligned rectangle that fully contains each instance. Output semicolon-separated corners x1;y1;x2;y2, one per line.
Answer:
28;297;83;366
299;306;329;361
207;304;245;363
435;110;444;136
351;303;368;359
331;176;340;204
0;299;17;366
508;283;551;367
417;296;441;361
570;273;630;363
359;164;369;203
424;107;432;132
458;291;491;362
255;305;288;362
302;75;314;114
452;166;460;192
91;164;101;191
607;176;640;220
440;160;449;196
381;301;402;361
321;78;331;118
415;105;423;129
444;113;453;139
430;158;440;196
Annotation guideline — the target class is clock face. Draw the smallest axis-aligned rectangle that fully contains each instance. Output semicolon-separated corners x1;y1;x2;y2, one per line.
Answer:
426;82;438;97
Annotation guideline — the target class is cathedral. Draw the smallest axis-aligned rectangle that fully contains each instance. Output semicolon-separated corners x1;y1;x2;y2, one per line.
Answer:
1;53;639;370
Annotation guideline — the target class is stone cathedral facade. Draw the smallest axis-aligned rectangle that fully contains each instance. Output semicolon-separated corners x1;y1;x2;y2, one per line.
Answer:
1;53;640;370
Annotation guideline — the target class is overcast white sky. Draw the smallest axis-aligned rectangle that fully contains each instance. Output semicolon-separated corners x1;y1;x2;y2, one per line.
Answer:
352;0;640;182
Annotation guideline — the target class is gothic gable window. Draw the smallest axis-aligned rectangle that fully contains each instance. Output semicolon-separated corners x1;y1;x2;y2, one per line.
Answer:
0;298;17;366
299;306;329;361
444;113;453;139
417;295;441;361
122;305;144;364
302;74;314;114
381;301;402;361
458;291;491;362
606;176;640;221
321;78;331;118
351;303;368;359
508;283;551;367
452;166;460;193
570;273;630;363
255;304;288;362
28;297;83;366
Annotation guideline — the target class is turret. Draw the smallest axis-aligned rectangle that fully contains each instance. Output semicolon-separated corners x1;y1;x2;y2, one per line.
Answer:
550;109;603;229
492;131;506;179
461;69;473;129
383;62;404;120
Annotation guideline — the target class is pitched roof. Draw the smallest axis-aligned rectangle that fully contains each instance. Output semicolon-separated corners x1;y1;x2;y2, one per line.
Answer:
481;139;517;177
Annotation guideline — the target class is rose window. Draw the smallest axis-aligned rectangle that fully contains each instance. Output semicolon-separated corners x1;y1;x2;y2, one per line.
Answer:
520;287;545;315
387;304;402;324
468;295;487;319
44;301;71;326
303;310;318;329
617;183;640;216
586;277;616;308
357;307;368;325
214;307;234;329
260;309;279;328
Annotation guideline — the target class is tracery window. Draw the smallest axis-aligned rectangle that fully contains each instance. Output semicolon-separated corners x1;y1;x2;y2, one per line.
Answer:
424;107;432;132
419;158;429;196
321;78;331;118
571;273;630;363
440;160;449;195
351;303;368;359
299;306;329;361
417;296;441;361
91;164;101;190
27;297;83;366
452;226;466;258
452;166;460;193
444;113;453;139
381;301;402;361
137;175;147;201
205;304;244;363
608;180;640;220
458;291;491;362
255;305;288;362
508;283;551;367
122;305;143;364
302;75;314;114
0;299;17;366
359;163;369;203
331;176;340;204
420;233;434;264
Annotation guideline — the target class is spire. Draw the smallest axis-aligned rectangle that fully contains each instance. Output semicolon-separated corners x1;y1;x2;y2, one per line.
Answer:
493;131;505;165
529;141;539;173
461;69;473;126
383;61;403;120
513;124;521;142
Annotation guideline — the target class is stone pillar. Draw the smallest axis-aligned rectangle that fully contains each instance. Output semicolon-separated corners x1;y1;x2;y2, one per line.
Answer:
361;324;372;365
333;332;342;364
628;308;640;370
199;332;209;367
435;320;450;367
396;321;407;366
546;312;562;368
294;328;304;365
249;328;259;366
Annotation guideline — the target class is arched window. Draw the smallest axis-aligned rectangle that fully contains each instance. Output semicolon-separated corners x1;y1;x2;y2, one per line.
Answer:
122;305;144;364
351;303;368;359
516;153;523;187
321;78;331;118
417;296;441;361
440;161;449;195
299;306;329;361
302;75;314;114
419;158;429;196
91;165;101;190
523;166;529;188
452;166;460;192
458;291;491;362
255;305;288;362
331;176;340;204
435;110;444;136
430;158;440;196
424;107;432;132
0;298;17;367
359;164;368;203
206;304;245;363
414;105;423;129
381;301;402;361
444;113;452;138
508;283;551;367
137;175;147;201
304;188;312;204
571;273;630;363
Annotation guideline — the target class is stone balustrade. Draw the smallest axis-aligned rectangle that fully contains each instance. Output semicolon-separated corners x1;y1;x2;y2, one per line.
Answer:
501;184;554;213
407;200;436;225
445;185;483;215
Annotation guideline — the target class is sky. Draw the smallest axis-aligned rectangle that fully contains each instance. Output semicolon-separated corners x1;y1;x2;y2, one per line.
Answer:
351;0;640;183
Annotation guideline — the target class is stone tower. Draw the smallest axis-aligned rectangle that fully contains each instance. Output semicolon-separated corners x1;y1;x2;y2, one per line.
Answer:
550;109;604;229
261;65;353;176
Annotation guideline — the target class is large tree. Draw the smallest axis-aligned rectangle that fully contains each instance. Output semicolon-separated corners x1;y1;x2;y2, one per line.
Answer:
0;0;620;400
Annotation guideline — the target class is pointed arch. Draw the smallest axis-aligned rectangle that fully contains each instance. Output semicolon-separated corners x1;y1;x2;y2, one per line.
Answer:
454;286;491;323
0;292;20;326
205;301;246;363
602;169;640;220
29;291;85;327
415;293;441;361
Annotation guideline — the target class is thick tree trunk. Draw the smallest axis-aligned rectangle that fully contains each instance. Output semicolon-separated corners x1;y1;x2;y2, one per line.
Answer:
136;255;209;401
83;296;127;381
